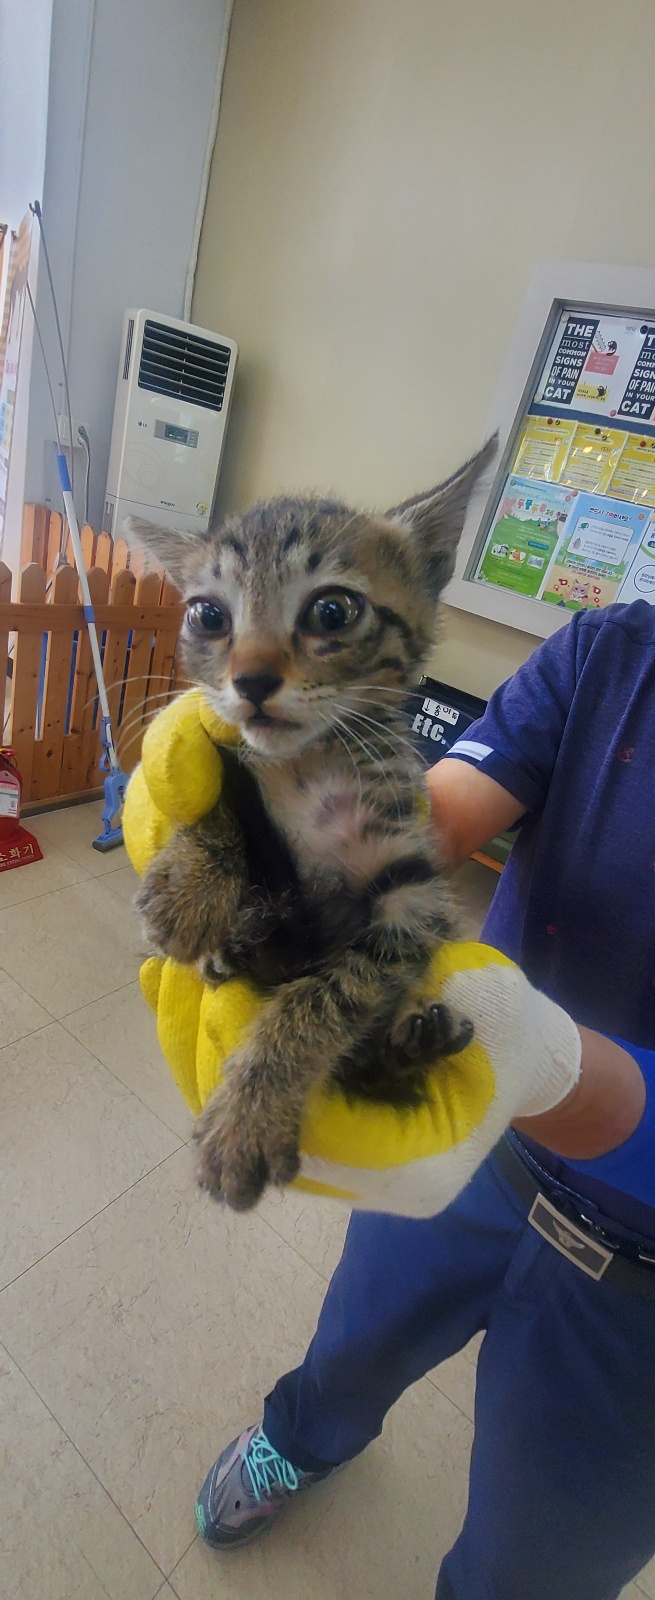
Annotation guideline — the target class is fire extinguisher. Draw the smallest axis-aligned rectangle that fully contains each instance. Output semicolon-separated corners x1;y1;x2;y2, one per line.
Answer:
0;748;43;871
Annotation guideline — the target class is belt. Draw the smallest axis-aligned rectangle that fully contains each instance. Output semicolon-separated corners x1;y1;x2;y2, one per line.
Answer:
494;1135;655;1298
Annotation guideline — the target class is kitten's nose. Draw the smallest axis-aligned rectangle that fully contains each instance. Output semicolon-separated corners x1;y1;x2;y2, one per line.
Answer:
233;670;283;708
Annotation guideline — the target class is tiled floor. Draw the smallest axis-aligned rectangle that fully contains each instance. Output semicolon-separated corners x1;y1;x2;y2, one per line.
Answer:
0;804;651;1599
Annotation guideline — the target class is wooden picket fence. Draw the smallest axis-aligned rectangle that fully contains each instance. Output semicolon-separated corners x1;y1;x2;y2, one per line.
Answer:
0;505;186;808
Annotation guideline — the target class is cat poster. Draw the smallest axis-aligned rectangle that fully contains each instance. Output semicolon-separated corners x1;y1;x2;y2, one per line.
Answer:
0;212;32;550
541;494;649;612
608;435;655;506
511;415;577;483
559;425;626;494
536;312;655;421
612;520;655;605
475;476;576;598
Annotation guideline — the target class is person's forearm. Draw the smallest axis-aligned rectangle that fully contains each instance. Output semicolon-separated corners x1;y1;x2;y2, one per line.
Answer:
513;1026;646;1160
427;760;526;869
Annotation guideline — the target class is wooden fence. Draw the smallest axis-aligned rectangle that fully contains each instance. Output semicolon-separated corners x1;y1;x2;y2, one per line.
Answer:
1;505;185;808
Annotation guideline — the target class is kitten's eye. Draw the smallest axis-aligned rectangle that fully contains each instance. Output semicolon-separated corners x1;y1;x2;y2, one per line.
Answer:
301;588;365;636
185;599;231;637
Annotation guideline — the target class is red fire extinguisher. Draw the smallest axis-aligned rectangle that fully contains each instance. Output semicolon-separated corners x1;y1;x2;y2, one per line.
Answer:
0;749;43;872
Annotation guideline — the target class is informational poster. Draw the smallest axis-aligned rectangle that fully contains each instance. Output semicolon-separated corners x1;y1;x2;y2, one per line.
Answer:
511;416;576;481
477;477;575;597
608;435;655;505
617;328;655;421
539;315;599;406
559;425;625;493
0;213;32;547
473;300;655;613
615;519;655;604
535;312;655;421
541;496;649;612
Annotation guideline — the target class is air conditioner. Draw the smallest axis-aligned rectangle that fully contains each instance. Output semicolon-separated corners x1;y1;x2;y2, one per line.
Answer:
104;309;238;538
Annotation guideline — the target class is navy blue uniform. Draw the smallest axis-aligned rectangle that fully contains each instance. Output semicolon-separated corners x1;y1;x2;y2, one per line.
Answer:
264;601;655;1599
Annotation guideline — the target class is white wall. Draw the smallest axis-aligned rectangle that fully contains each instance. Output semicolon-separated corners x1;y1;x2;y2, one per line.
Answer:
194;0;655;699
0;0;53;571
0;0;53;228
20;0;232;549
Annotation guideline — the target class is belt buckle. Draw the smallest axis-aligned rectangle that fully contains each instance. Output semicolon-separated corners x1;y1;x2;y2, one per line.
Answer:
529;1192;613;1281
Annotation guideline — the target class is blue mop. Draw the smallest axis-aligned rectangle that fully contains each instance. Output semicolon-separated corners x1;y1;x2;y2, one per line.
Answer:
55;452;127;851
28;195;128;852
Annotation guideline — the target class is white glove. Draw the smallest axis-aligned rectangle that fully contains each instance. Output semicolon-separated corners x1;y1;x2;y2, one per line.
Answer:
293;942;582;1218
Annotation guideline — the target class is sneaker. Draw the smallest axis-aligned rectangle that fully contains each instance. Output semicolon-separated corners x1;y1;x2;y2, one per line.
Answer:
195;1423;333;1548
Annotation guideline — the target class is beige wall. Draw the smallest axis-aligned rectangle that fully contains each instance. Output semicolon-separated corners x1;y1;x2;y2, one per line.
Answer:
194;0;655;698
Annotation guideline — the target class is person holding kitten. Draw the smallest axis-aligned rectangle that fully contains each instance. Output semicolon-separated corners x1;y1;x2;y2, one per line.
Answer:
126;466;655;1598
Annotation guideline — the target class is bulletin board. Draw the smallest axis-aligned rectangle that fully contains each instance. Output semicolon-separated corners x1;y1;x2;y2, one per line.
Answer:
445;263;655;638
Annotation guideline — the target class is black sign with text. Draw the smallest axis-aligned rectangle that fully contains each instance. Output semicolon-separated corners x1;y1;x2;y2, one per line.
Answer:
618;326;655;421
541;316;599;406
404;677;487;766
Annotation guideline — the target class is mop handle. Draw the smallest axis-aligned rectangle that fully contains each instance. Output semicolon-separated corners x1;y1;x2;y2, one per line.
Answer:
56;453;119;771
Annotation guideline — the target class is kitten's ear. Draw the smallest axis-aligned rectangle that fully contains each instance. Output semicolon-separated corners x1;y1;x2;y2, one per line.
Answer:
386;434;498;597
122;516;205;588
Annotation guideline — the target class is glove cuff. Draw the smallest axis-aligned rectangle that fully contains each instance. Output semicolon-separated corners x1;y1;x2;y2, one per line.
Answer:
518;986;582;1116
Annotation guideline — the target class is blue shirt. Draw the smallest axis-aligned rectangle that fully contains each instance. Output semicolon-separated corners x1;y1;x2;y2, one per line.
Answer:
446;599;655;1224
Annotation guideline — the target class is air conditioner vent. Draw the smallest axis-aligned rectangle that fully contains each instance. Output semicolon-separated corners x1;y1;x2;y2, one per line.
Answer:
122;317;135;381
138;318;231;412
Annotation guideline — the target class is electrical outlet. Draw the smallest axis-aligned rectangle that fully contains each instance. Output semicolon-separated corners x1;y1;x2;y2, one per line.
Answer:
56;414;86;449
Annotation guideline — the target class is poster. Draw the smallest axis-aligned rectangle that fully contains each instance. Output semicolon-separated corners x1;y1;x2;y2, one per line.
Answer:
535;312;655;421
539;315;599;406
511;415;576;481
541;494;648;612
617;326;655;422
472;300;655;614
614;519;655;604
476;476;576;598
608;434;655;505
559;424;626;493
0;212;32;546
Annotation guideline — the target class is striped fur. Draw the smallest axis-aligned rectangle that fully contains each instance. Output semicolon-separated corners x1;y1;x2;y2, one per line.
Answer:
128;438;495;1209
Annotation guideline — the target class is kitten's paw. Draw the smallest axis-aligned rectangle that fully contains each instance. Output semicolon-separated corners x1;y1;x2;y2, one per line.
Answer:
200;954;230;988
391;1001;474;1065
193;1080;301;1212
193;1099;265;1210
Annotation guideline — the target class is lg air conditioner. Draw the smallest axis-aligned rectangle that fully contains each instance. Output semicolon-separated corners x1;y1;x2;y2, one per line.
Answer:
104;309;237;537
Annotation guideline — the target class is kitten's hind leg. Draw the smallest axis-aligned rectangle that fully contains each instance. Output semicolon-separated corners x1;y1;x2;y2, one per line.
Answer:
135;803;248;967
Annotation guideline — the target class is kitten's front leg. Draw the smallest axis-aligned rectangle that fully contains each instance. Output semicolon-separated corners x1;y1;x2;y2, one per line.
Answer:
194;868;469;1209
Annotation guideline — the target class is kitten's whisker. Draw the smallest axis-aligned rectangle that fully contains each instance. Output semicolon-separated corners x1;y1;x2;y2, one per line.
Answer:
330;710;384;774
114;690;180;737
345;721;420;770
115;693;183;752
333;703;420;766
349;684;413;696
338;699;417;739
330;704;415;820
329;706;407;817
316;710;365;809
79;676;179;715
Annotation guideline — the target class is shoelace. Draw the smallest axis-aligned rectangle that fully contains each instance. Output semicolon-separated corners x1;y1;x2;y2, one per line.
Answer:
243;1430;302;1503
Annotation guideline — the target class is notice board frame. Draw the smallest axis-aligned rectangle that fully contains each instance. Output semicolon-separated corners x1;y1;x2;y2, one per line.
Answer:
445;261;655;638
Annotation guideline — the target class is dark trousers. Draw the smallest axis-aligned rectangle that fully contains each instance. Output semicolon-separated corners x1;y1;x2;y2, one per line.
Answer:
264;1155;655;1599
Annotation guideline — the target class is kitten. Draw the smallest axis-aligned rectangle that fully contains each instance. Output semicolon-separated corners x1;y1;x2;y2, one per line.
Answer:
127;438;495;1211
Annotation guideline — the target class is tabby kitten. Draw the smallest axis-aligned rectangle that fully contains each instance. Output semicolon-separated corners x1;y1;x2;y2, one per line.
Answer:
127;437;495;1211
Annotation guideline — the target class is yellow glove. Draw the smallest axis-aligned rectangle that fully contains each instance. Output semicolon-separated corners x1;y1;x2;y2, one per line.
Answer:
123;690;581;1217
